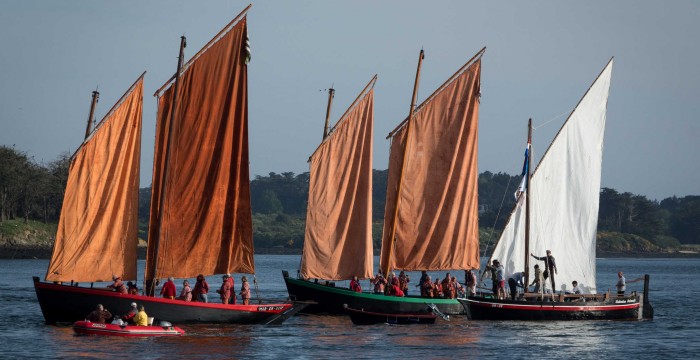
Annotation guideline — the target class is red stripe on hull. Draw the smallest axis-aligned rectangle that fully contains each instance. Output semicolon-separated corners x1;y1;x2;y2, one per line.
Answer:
467;300;639;312
33;277;301;324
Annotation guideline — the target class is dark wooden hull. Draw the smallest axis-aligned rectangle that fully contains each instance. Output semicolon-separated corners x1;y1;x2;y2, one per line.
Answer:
282;271;465;315
460;295;645;321
346;307;437;325
73;321;184;337
34;277;306;325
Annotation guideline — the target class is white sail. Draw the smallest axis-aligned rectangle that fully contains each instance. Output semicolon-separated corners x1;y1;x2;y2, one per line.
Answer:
490;59;613;294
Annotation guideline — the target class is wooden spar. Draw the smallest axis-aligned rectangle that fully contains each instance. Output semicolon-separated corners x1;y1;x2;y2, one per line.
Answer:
308;75;378;162
327;75;377;135
147;36;186;297
154;4;252;97
382;50;424;277
74;72;146;161
322;87;335;140
387;46;485;139
524;118;532;289
84;91;99;140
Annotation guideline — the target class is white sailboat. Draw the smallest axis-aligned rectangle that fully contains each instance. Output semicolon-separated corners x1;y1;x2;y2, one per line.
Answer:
460;59;654;320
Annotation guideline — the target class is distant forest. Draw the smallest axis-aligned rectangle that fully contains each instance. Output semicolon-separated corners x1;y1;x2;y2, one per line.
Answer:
1;145;699;252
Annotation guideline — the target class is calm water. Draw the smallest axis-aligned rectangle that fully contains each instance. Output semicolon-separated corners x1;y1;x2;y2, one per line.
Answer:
2;256;699;359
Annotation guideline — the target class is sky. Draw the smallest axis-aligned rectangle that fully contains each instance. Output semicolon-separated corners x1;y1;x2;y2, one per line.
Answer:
0;1;698;200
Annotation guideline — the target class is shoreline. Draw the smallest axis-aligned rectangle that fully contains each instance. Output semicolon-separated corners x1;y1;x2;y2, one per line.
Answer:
1;245;697;260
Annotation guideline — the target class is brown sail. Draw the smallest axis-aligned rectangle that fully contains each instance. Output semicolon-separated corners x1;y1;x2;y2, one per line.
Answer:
301;77;376;280
46;75;144;282
146;16;253;280
380;52;482;273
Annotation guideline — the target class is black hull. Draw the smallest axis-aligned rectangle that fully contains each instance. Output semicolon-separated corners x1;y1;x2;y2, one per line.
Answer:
346;307;437;325
34;277;306;325
282;271;465;315
460;296;645;321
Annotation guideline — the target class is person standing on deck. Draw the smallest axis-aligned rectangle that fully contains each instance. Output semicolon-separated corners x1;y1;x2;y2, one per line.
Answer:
418;271;428;295
193;274;209;303
451;276;464;298
217;274;232;304
485;260;500;296
531;250;558;293
423;275;434;298
350;276;362;292
441;273;453;298
496;262;505;300
433;277;444;298
465;270;477;296
240;276;251;305
160;277;177;300
178;280;192;301
616;271;626;296
226;274;236;304
371;269;387;294
529;264;544;294
399;271;410;296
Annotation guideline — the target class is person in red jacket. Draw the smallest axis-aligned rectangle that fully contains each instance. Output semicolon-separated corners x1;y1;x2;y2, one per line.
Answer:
121;302;138;325
216;274;232;304
160;277;177;299
349;276;362;292
226;274;236;304
193;274;209;303
392;283;404;297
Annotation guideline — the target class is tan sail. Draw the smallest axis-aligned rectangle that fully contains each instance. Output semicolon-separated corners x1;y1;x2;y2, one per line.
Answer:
146;16;253;280
46;75;144;282
380;53;482;273
301;77;376;280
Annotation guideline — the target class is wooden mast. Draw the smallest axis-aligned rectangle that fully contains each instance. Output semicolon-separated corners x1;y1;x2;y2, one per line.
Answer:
147;35;187;296
524;118;533;289
84;90;99;140
322;87;335;140
382;49;424;277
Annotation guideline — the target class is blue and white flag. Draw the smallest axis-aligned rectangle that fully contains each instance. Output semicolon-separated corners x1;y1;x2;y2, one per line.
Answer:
514;144;530;199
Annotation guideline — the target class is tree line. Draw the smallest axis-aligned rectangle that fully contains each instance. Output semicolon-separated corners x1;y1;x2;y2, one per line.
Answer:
2;145;698;249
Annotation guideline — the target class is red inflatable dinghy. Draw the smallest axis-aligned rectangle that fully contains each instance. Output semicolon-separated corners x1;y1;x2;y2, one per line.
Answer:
73;321;185;337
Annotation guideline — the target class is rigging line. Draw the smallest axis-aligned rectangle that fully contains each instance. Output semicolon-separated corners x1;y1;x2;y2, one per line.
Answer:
532;109;570;131
478;137;530;284
253;276;261;304
481;175;513;261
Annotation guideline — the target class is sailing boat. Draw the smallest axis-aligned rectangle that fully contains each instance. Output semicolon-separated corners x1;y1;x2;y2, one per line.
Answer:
34;5;306;325
283;48;484;316
459;59;654;320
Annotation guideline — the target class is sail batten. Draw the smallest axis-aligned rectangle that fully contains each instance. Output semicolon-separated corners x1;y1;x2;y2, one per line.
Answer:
46;76;144;283
146;17;254;280
380;55;482;273
301;78;375;280
490;60;614;294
